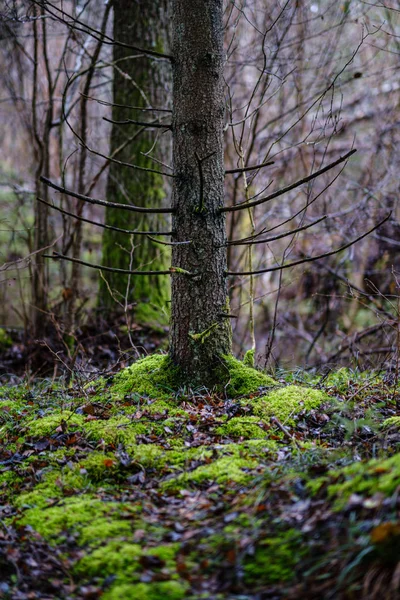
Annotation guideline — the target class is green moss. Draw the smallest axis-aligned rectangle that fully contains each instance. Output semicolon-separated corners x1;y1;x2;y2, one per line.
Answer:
14;458;118;511
102;581;188;600
75;541;180;587
311;452;400;509
0;328;12;349
104;354;181;401
243;349;255;368
244;528;306;584
382;416;400;429
79;519;133;546
253;385;327;426
90;353;277;401
222;355;275;397
15;475;63;510
163;454;256;491
0;470;23;500
24;412;85;438
78;451;124;481
17;495;125;540
323;367;382;394
83;416;141;445
134;399;187;419
215;416;267;439
75;540;142;576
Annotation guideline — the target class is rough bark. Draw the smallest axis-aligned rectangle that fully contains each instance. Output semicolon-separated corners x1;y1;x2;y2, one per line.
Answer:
169;0;232;385
100;0;171;325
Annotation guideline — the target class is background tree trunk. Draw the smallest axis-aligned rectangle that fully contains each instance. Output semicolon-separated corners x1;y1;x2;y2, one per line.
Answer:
99;0;171;326
31;8;52;337
169;0;232;385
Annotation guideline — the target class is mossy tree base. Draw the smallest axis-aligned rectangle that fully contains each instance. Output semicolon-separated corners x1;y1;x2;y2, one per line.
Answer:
95;352;276;399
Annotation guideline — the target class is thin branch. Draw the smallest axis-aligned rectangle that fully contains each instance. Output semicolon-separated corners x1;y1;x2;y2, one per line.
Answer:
221;149;357;213
30;0;173;61
43;252;176;276
80;93;172;112
146;236;191;246
0;236;62;273
40;177;174;214
270;416;300;448
83;144;175;178
103;117;172;129
320;263;394;320
226;215;390;277
225;215;327;247
36;198;173;236
225;160;274;175
328;323;394;364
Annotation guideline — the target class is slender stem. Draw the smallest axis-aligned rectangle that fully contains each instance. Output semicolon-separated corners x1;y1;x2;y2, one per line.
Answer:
40;176;174;214
36;198;173;236
221;149;356;213
226;215;327;247
225;160;274;175
103;116;172;129
30;0;173;61
226;215;390;276
43;252;175;276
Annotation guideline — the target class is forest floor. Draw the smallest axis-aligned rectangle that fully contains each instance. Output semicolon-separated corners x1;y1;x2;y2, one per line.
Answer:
1;350;400;600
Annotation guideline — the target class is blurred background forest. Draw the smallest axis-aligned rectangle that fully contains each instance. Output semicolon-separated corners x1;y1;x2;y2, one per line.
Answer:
0;0;399;380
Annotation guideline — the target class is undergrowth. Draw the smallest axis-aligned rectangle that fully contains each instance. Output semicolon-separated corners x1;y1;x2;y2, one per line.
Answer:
0;358;399;599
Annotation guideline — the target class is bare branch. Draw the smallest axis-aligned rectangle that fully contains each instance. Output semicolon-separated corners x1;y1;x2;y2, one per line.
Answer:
221;149;357;213
226;215;390;277
103;116;172;129
80;93;172;113
43;252;177;276
83;144;175;178
36;198;173;236
30;0;173;61
225;160;274;175
225;215;327;247
40;177;174;214
146;236;191;247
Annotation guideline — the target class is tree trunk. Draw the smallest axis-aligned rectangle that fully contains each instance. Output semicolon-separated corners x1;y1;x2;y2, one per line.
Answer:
169;0;232;386
100;0;171;326
31;9;52;337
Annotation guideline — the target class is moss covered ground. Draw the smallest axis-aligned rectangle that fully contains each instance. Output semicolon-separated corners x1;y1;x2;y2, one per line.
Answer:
1;358;400;599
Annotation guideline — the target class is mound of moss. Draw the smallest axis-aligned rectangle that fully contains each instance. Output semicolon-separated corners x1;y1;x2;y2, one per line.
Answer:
95;353;276;401
254;385;328;426
222;354;275;396
310;452;400;509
